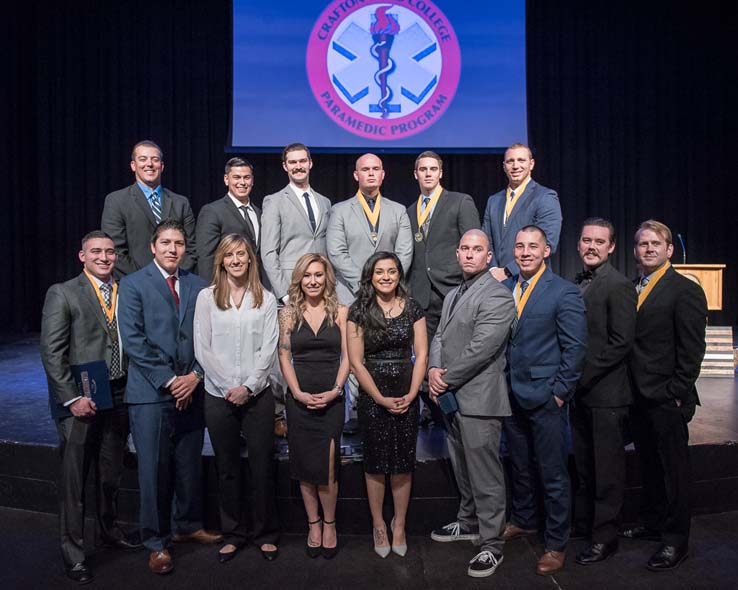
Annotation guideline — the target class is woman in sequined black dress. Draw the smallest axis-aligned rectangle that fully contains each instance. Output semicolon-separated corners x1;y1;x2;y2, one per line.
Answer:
347;252;428;557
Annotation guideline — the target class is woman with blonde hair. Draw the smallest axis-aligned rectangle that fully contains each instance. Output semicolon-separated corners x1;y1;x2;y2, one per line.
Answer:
194;234;280;563
278;253;349;558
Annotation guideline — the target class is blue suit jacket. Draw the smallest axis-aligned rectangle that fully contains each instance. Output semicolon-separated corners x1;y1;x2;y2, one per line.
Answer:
504;266;587;410
118;262;207;404
482;180;562;276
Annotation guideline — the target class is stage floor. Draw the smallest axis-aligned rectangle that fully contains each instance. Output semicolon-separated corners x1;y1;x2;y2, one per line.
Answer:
2;333;736;449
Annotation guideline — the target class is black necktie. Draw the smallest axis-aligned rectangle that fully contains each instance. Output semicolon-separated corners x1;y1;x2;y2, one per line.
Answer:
449;281;468;315
303;192;316;232
239;205;257;242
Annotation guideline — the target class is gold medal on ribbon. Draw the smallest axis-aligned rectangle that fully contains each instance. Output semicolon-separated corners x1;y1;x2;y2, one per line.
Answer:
414;231;423;242
356;190;381;239
416;184;443;233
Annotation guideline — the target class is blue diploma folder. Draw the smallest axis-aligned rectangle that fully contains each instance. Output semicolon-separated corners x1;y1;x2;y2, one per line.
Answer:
70;360;114;411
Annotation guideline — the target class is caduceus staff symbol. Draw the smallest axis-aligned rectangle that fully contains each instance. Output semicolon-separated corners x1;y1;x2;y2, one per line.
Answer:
370;6;400;118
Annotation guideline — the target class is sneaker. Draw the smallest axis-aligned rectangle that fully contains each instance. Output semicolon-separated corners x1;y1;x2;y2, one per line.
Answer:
468;550;503;577
431;521;480;543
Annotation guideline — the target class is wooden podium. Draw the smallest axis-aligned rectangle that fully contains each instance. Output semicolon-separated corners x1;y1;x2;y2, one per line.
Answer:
672;264;726;311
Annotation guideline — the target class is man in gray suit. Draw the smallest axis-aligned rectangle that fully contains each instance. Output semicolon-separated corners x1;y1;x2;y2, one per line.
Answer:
196;157;264;283
481;144;562;281
102;140;197;278
41;231;141;584
327;153;413;305
428;229;516;578
261;143;332;304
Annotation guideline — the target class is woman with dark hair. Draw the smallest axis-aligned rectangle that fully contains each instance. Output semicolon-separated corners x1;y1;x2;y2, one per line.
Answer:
278;253;349;558
347;251;428;558
194;234;280;563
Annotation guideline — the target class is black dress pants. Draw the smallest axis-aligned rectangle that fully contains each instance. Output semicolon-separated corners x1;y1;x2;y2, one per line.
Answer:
204;389;280;547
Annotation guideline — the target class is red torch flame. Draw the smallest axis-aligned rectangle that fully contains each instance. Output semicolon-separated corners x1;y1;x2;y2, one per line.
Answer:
371;6;400;36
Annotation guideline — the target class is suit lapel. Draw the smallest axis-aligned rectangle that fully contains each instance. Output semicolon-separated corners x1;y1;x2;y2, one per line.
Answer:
502;181;535;239
160;188;173;219
315;191;331;234
132;184;157;227
447;272;490;323
178;270;193;326
637;266;675;312
351;199;375;247
224;195;259;244
147;264;178;314
514;267;552;336
286;187;313;230
425;190;448;241
76;274;109;333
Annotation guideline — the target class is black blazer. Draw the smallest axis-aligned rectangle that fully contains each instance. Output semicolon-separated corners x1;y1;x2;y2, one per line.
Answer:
628;266;707;405
102;183;197;278
406;189;480;308
575;261;637;407
195;195;262;283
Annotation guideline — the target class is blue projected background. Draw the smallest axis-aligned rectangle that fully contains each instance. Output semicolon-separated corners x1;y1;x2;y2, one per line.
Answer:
231;0;526;150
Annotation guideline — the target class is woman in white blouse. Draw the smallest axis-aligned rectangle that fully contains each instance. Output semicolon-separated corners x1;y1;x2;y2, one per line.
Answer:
194;234;280;563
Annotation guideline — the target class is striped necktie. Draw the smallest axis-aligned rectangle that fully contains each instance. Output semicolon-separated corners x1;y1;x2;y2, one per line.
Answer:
149;191;162;223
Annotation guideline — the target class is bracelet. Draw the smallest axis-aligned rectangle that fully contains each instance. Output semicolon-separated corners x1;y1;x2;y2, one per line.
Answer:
334;383;344;397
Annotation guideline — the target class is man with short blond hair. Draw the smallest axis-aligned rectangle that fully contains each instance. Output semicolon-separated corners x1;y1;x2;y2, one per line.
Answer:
621;219;707;572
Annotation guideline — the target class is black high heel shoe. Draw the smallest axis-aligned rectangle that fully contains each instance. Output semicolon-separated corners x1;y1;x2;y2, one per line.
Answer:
306;518;323;558
217;542;242;564
322;520;339;559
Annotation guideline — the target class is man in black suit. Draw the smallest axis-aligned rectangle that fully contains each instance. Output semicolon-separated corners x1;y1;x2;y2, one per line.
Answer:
622;219;707;571
40;231;142;584
102;140;197;278
571;218;636;565
407;150;480;426
196;157;264;283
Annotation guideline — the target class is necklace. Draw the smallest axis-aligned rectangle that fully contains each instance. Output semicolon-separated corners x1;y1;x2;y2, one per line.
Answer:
378;297;398;318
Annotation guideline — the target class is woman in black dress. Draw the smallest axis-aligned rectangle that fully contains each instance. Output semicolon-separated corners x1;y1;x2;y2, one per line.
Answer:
278;253;349;558
347;252;428;558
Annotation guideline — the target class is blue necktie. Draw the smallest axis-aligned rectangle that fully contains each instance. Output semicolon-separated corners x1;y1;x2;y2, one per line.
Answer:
303;192;316;233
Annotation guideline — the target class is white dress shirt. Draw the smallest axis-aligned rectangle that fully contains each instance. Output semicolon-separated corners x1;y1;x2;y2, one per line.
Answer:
228;193;260;246
288;183;321;228
194;286;278;398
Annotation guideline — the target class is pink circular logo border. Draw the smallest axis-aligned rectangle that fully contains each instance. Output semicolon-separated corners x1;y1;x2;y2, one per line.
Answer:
306;0;461;140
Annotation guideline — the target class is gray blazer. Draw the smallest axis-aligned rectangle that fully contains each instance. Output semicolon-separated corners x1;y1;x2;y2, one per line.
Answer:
261;185;332;299
102;183;197;278
40;273;127;417
326;196;413;304
429;272;516;417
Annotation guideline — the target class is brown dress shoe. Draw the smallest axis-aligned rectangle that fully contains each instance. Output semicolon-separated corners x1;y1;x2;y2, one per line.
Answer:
274;418;288;438
536;550;565;575
172;529;224;544
501;523;538;541
148;550;174;575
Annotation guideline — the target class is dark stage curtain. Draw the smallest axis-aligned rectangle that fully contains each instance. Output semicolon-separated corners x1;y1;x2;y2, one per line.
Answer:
3;0;737;330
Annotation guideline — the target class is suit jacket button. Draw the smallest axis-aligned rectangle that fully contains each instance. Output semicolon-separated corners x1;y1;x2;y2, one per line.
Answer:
427;267;431;271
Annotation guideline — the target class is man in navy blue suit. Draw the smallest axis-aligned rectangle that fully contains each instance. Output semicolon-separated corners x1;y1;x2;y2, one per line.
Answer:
501;225;587;575
482;144;562;282
118;219;222;575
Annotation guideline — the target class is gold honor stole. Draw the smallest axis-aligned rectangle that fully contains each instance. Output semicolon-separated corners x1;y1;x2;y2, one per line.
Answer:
514;262;546;318
504;175;532;223
416;185;444;230
356;190;382;237
83;269;117;324
637;262;670;311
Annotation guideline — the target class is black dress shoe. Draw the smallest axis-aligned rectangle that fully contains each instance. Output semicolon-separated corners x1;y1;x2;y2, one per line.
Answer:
103;531;144;551
619;525;662;541
576;540;618;564
647;544;688;571
66;562;93;585
260;544;279;561
218;543;243;563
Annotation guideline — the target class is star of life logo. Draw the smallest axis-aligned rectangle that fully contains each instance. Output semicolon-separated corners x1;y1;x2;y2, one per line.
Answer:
307;0;461;140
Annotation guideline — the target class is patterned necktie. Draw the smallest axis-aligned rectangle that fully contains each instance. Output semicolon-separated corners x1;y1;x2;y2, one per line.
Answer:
166;275;180;306
636;276;650;294
99;283;123;380
149;191;162;223
504;190;515;225
511;280;529;333
303;192;317;232
422;196;431;235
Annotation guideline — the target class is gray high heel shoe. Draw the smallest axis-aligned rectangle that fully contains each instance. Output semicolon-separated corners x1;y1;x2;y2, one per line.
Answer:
390;517;407;557
373;524;390;558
